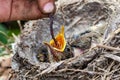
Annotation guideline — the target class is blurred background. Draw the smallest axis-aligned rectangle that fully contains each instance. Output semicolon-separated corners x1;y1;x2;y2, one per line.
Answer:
0;21;23;80
0;21;21;56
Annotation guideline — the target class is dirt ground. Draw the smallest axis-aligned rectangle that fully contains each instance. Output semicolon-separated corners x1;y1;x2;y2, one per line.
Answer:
1;0;120;80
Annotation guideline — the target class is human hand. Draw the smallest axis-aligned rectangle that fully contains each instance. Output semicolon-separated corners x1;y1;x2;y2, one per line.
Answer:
0;0;55;22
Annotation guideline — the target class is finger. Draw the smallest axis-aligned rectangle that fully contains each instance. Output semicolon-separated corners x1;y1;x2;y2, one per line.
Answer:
0;0;11;22
38;0;55;14
10;0;48;21
0;0;56;22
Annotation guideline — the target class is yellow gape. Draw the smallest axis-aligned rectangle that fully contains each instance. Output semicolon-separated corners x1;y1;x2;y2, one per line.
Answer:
50;25;66;52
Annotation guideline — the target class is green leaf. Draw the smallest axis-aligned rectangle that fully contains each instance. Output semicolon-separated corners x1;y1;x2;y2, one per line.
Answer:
0;31;8;44
7;29;20;36
0;24;7;32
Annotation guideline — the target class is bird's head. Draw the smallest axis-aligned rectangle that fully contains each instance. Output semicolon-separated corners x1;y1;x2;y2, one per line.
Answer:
44;25;67;61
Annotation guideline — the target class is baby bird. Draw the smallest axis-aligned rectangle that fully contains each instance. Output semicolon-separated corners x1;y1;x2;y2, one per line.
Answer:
44;26;67;62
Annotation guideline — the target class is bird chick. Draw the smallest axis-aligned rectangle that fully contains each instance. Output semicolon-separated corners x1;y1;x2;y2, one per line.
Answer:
70;34;92;57
44;26;67;62
37;45;49;62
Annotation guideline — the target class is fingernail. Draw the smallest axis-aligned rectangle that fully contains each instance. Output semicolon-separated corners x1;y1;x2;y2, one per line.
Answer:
43;2;54;13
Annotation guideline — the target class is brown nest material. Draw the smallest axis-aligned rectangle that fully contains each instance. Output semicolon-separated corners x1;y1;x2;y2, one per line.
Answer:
10;0;120;80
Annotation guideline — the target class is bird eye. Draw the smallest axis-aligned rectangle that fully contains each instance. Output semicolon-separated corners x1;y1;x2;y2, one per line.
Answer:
41;48;47;53
66;47;70;52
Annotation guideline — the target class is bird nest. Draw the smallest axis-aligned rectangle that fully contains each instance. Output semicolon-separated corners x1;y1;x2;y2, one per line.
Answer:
10;0;120;80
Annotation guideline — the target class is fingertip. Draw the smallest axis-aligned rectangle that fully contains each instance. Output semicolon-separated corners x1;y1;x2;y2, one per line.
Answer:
43;2;54;13
38;0;55;14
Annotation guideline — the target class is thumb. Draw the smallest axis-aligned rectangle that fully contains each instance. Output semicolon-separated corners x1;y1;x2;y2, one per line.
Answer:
38;0;55;14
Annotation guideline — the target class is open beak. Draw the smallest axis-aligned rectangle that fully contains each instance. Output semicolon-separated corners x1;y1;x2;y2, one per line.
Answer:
44;25;66;61
50;25;66;52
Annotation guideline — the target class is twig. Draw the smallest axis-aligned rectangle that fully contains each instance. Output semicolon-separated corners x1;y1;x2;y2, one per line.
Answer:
24;67;35;76
7;74;13;80
104;54;120;62
104;28;120;44
93;44;120;51
95;66;107;72
7;70;15;80
93;15;106;25
34;61;63;78
17;20;23;32
63;56;79;64
113;74;120;79
102;61;115;80
57;69;103;75
49;14;57;45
